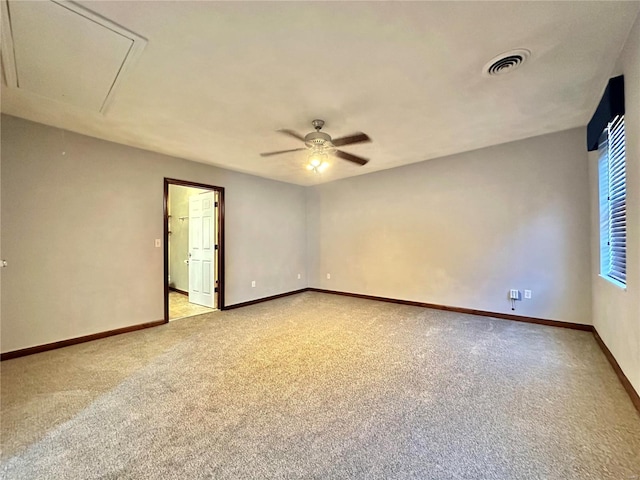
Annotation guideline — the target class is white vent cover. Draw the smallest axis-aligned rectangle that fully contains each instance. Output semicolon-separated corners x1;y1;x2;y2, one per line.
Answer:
1;0;146;113
483;49;531;76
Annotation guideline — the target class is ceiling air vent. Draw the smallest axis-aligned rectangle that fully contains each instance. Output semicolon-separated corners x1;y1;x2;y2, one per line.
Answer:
483;49;531;76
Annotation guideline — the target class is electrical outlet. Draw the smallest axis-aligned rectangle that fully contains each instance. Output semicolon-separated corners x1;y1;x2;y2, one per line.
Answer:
327;273;331;280
524;290;532;299
509;289;520;300
251;281;256;288
297;273;301;279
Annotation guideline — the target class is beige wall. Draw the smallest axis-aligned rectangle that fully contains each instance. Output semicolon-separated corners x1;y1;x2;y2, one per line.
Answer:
0;115;307;353
589;14;640;395
168;184;210;292
307;128;592;325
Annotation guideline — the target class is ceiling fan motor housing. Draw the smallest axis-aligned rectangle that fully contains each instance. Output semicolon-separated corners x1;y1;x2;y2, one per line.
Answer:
305;131;333;149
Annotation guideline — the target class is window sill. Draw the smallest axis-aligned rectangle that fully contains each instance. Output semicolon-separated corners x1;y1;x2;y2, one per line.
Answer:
599;274;627;291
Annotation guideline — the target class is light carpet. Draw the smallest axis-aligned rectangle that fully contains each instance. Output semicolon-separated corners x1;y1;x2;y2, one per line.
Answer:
1;292;639;479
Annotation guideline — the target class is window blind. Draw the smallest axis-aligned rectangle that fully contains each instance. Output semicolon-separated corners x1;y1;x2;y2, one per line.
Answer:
599;115;626;285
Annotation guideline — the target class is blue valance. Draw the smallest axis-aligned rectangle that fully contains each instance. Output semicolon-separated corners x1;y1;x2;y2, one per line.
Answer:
587;75;625;151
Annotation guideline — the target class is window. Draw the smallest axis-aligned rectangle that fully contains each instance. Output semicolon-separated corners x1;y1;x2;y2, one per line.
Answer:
598;114;626;287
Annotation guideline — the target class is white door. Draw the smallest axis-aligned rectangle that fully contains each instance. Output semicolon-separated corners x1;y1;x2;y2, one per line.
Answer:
188;191;216;308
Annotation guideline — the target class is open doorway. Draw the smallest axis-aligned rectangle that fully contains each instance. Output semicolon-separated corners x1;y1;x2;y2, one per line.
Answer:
164;178;225;321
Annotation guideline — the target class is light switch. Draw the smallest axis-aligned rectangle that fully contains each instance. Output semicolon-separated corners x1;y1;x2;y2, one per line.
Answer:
155;239;161;247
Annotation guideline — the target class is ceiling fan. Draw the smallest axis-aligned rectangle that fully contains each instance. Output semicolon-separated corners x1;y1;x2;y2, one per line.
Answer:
260;119;371;167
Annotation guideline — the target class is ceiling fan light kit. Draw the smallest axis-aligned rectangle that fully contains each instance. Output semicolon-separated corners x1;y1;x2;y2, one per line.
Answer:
261;119;372;172
307;149;329;173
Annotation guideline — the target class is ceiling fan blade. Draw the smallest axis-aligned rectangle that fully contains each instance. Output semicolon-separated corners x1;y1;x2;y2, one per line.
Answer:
335;149;369;166
331;132;371;147
260;147;307;157
277;129;306;141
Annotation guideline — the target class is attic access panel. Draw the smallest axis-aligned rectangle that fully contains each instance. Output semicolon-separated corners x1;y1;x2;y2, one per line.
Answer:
1;0;146;113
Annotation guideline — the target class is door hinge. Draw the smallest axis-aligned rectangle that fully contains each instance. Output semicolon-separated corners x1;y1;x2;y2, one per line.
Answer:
215;202;218;207
215;245;219;250
215;287;219;293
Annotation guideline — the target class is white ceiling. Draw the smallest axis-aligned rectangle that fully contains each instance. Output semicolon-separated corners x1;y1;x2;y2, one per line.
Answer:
2;1;639;186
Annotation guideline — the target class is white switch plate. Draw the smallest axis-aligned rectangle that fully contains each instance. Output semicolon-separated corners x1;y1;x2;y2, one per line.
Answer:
524;290;532;299
326;273;331;279
251;280;256;287
297;273;301;279
154;239;161;247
